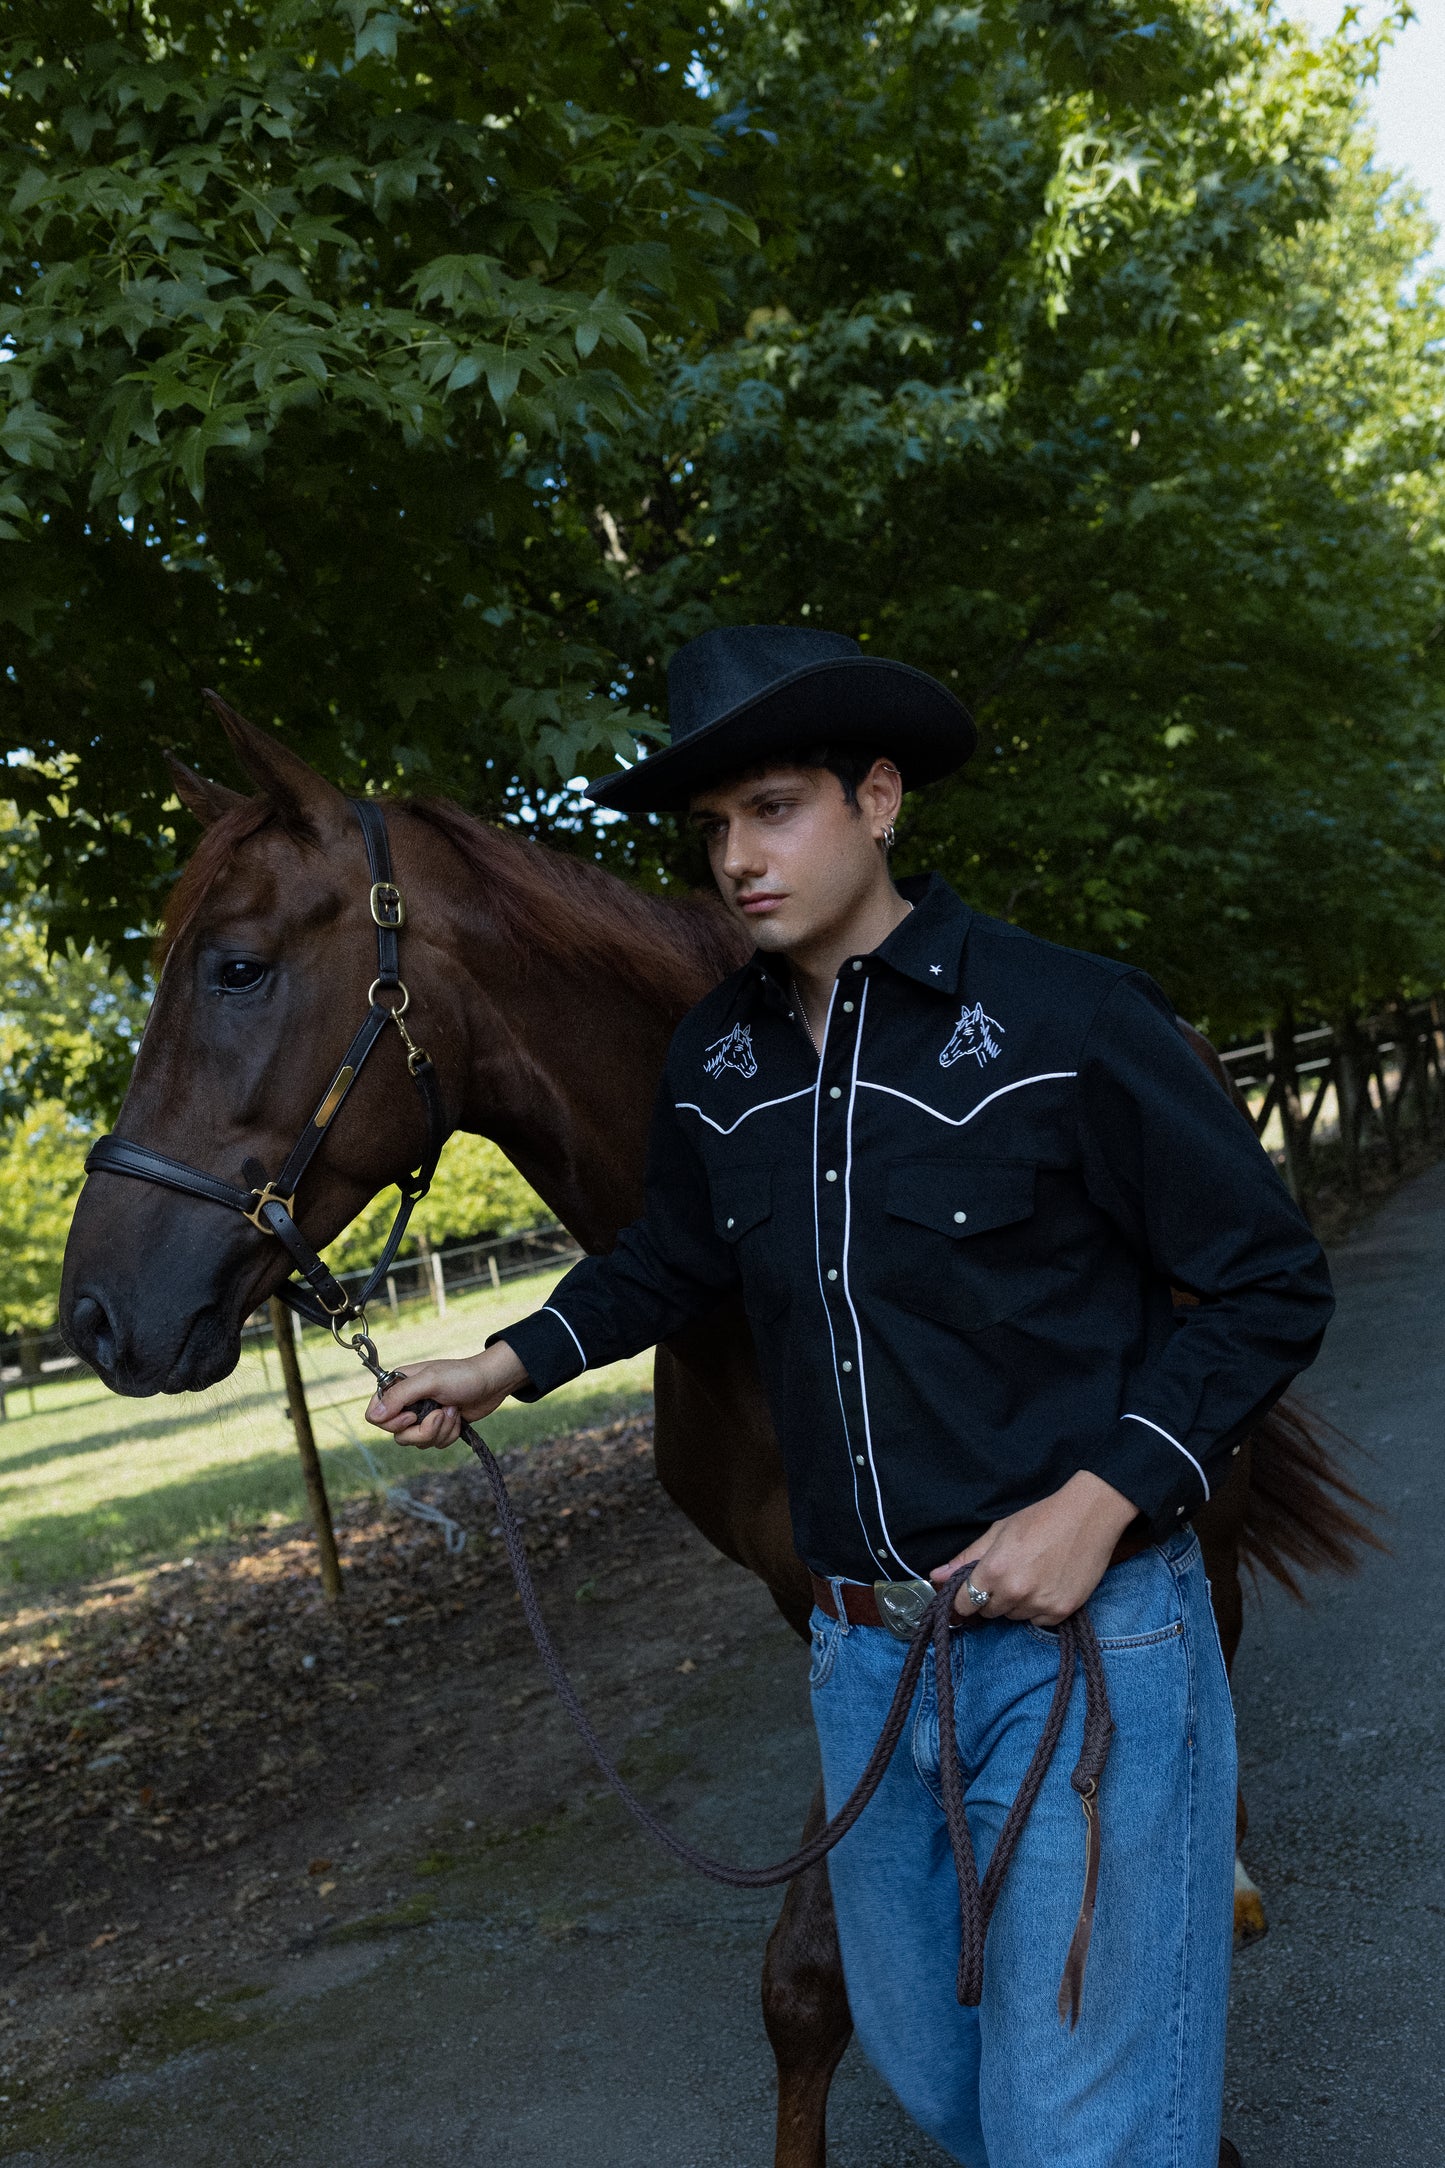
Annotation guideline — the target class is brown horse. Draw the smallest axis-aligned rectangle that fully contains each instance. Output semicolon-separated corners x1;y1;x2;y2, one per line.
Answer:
61;705;1375;2168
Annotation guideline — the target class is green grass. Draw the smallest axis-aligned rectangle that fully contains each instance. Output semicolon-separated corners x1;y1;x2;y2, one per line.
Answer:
0;1267;653;1595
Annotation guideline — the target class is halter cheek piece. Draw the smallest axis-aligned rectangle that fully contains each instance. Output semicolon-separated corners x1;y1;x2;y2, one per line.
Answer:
83;799;448;1334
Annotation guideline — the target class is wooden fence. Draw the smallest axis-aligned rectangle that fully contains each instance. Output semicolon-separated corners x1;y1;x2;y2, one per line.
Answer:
1218;998;1445;1213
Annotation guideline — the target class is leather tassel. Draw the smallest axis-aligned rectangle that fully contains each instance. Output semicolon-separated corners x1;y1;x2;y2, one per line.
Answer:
1057;1777;1101;2029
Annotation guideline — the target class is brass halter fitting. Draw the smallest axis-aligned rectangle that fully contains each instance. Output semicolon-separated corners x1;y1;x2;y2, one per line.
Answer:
243;1179;297;1233
367;978;430;1075
370;880;405;928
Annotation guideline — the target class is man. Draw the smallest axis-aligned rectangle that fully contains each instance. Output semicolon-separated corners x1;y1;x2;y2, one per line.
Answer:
368;625;1332;2166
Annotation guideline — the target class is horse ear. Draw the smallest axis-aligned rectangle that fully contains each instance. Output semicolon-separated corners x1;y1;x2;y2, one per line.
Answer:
201;690;349;830
165;752;248;829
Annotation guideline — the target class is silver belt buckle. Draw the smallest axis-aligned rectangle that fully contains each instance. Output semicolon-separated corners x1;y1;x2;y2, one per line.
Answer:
873;1577;934;1639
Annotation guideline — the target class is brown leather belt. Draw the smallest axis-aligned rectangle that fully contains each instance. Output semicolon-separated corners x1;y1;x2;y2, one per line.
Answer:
810;1519;1158;1630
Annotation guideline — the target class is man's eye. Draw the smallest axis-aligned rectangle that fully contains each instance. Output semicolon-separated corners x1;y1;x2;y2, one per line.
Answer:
218;959;267;994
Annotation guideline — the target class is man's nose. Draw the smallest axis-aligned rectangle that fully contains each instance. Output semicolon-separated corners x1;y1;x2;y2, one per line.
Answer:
721;825;764;883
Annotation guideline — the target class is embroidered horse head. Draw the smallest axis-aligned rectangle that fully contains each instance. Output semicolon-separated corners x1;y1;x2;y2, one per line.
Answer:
703;1023;759;1081
939;1001;1005;1070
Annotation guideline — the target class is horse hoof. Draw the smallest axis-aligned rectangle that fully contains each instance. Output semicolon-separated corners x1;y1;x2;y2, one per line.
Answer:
1220;2140;1243;2167
1233;1858;1268;1947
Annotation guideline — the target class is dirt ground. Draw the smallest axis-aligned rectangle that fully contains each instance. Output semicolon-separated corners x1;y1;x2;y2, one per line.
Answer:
1;1414;807;2145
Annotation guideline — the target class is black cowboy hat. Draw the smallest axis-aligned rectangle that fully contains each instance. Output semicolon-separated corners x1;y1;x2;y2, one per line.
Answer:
584;626;976;812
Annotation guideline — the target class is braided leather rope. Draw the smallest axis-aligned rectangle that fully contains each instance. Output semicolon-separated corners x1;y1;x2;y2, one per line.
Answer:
440;1401;1115;2020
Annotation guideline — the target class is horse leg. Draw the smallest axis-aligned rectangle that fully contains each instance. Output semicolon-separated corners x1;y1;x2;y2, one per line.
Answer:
762;1781;853;2168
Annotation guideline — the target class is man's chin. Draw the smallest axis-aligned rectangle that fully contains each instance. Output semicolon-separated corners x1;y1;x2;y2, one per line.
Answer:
741;914;796;951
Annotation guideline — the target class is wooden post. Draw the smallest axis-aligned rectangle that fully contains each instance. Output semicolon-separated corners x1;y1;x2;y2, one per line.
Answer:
1272;1007;1310;1211
268;1295;343;1602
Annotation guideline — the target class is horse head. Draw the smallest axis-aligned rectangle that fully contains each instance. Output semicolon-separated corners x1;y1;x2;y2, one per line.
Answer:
939;1001;1005;1070
60;700;463;1395
703;1024;758;1081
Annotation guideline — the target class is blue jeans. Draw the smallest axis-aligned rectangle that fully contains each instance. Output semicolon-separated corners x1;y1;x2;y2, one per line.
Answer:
809;1529;1236;2167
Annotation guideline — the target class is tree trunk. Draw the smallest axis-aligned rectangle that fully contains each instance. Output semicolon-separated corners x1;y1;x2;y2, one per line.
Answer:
268;1296;342;1602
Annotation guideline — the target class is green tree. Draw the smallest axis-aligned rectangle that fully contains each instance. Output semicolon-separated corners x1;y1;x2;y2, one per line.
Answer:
4;0;1443;1045
584;0;1445;1030
0;0;751;965
0;1099;92;1333
321;1129;546;1273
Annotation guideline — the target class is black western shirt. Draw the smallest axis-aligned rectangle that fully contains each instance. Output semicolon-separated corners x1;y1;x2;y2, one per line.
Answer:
499;876;1333;1584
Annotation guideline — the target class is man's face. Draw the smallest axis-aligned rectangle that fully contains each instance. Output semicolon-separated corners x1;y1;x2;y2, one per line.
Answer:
688;763;890;954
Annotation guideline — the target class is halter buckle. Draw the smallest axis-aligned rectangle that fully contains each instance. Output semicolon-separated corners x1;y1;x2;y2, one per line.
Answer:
370;881;406;929
243;1180;298;1233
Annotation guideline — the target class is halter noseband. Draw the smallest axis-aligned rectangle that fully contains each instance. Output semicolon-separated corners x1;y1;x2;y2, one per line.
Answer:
84;798;448;1332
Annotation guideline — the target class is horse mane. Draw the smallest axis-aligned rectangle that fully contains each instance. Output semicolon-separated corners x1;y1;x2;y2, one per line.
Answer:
405;797;749;1019
156;791;750;1020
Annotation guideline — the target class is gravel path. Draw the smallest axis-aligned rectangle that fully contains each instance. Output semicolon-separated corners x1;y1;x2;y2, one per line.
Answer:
7;1163;1443;2168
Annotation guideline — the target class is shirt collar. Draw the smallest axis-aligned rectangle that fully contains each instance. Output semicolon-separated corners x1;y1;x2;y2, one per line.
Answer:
874;874;973;996
744;873;973;1009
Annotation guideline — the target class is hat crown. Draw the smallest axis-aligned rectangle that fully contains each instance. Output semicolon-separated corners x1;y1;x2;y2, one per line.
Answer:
667;625;860;746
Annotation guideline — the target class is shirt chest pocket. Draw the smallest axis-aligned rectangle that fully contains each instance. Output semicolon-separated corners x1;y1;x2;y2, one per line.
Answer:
879;1159;1042;1331
712;1168;789;1323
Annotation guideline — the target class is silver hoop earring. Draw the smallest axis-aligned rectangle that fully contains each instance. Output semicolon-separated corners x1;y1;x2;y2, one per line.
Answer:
882;823;896;852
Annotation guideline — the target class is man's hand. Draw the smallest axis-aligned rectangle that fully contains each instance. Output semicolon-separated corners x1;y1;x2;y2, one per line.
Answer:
364;1339;531;1451
930;1471;1141;1627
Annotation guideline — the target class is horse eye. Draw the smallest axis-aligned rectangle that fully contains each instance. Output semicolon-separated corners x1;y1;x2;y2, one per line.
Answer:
218;958;266;994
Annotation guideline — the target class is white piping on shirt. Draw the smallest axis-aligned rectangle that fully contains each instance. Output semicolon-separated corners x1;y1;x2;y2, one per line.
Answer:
841;978;925;1580
675;1086;814;1136
543;1305;587;1370
1121;1412;1210;1500
809;984;882;1572
857;1072;1078;1126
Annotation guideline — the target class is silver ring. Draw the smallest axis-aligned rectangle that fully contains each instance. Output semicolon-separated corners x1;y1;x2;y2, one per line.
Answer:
964;1574;990;1610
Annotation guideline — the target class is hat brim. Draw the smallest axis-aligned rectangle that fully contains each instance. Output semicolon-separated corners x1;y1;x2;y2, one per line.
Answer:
584;655;975;812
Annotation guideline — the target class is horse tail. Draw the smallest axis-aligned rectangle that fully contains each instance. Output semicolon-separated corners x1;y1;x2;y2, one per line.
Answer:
1241;1396;1387;1601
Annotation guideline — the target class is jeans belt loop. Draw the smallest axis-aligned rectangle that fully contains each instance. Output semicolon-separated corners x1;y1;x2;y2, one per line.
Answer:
828;1575;852;1634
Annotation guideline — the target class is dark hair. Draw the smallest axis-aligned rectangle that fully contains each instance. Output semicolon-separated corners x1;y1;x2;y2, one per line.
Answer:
700;745;894;812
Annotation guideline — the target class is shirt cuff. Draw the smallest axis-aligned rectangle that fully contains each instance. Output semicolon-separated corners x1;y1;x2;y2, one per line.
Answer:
485;1306;587;1402
1079;1413;1212;1541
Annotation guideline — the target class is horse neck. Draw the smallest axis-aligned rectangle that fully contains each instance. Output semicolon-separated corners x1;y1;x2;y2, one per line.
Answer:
408;823;729;1255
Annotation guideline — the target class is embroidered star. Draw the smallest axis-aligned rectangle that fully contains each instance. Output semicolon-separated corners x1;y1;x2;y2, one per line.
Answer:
929;964;943;976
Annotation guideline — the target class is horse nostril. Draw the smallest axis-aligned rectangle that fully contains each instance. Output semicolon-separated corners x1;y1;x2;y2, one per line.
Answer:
69;1292;118;1374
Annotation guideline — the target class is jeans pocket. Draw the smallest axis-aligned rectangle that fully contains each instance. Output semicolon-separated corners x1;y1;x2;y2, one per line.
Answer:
808;1608;843;1690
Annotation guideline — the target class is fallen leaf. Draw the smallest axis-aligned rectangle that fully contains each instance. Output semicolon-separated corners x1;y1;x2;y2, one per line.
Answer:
307;1857;333;1876
90;1931;119;1949
317;1880;336;1897
677;1659;697;1674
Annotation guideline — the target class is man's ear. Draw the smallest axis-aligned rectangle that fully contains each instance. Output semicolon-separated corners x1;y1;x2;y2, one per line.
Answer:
165;753;248;829
859;756;905;838
201;690;350;833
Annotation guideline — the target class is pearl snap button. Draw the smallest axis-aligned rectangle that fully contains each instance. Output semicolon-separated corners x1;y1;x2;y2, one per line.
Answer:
825;1169;838;1181
1176;1506;1186;1516
856;1454;865;1466
841;1360;853;1372
953;1210;967;1224
830;1086;842;1098
851;960;862;971
827;1268;838;1281
842;1000;854;1012
726;1217;735;1229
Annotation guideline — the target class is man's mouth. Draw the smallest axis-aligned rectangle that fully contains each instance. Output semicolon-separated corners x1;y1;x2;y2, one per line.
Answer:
737;891;786;917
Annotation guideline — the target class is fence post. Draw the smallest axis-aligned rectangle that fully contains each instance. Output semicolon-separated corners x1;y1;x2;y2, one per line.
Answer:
1272;1007;1310;1210
1334;1014;1365;1198
431;1250;447;1316
488;1250;501;1290
268;1295;343;1602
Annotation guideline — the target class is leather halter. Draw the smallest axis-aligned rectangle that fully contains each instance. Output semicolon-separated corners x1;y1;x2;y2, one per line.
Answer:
84;798;449;1330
